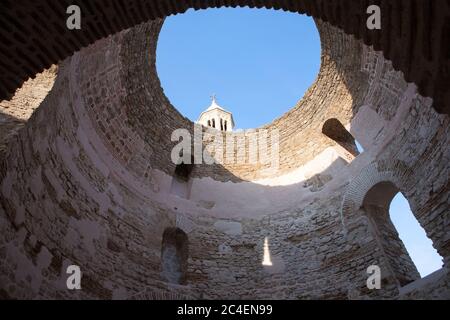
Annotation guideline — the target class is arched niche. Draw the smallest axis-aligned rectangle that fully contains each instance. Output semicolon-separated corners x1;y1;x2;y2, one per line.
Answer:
161;227;189;285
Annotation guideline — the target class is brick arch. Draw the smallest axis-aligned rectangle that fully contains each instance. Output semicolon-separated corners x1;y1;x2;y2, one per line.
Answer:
340;158;447;261
340;159;412;234
340;160;428;292
0;0;449;115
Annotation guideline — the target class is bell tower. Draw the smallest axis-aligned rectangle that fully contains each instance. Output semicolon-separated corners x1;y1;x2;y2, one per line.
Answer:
197;95;235;132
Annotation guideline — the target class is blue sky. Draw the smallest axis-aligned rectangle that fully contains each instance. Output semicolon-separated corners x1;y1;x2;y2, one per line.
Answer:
157;8;321;129
390;194;443;277
157;8;442;278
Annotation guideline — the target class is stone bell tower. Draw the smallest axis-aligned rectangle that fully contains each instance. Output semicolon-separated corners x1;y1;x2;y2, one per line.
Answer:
197;95;235;132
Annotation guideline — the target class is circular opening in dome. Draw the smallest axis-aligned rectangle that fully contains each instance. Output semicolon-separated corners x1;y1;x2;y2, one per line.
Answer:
156;8;321;129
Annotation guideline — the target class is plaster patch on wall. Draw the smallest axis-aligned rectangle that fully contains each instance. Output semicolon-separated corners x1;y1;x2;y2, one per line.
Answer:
214;220;242;235
197;200;215;209
176;214;196;234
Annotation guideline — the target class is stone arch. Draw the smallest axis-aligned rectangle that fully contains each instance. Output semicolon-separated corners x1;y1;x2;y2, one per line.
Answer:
340;160;436;291
322;118;360;161
0;1;448;115
361;181;421;286
341;160;412;233
161;227;189;285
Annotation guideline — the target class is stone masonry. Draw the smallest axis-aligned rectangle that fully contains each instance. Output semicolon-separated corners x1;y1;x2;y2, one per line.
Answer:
0;8;449;300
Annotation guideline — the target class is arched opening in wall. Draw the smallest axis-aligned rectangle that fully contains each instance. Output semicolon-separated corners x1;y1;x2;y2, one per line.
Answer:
156;8;321;129
174;158;195;182
170;154;194;199
322;118;361;162
161;228;189;285
389;193;443;277
362;181;443;286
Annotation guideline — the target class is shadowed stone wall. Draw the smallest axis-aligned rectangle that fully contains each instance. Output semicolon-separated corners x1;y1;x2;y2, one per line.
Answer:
1;0;448;114
0;13;448;300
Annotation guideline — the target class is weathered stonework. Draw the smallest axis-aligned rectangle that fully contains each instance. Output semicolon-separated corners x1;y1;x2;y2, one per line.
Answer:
0;66;57;159
0;10;448;300
0;0;449;114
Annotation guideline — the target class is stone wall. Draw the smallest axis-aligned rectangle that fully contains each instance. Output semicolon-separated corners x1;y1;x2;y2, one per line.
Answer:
397;268;450;300
0;15;448;300
1;1;448;115
75;19;369;183
0;66;57;159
